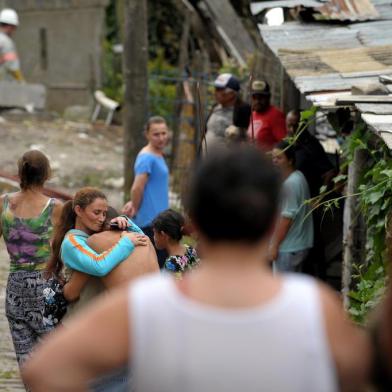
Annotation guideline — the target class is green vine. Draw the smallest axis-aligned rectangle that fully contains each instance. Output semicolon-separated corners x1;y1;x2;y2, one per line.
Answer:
341;123;390;323
294;111;390;324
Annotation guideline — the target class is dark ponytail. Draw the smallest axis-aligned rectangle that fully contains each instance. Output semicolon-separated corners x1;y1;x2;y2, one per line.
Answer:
18;150;51;190
152;209;185;242
46;201;76;278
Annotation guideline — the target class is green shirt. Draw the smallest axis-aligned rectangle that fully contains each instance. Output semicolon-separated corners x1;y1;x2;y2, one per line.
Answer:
279;170;313;253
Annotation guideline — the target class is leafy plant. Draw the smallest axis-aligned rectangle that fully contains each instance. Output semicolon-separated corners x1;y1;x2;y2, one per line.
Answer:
342;124;391;323
348;261;387;324
304;118;391;324
148;50;177;125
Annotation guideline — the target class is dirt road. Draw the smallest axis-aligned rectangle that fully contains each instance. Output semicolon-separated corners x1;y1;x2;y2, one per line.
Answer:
0;116;125;208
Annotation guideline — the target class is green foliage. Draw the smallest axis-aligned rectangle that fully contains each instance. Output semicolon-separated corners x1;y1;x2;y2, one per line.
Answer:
340;122;369;170
101;43;178;123
148;50;177;124
300;106;317;121
344;124;392;323
102;40;124;103
312;120;390;323
147;0;184;64
219;62;249;80
348;262;387;324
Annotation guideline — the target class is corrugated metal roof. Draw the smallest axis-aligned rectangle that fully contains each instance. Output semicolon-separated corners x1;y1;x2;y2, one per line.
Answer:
279;45;392;79
258;23;361;53
316;0;379;21
251;1;320;15
259;17;392;94
372;1;392;20
258;1;392;148
361;112;392;148
356;103;392;114
251;0;380;21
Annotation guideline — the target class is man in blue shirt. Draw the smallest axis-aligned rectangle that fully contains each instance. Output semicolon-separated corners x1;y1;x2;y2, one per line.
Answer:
123;116;169;267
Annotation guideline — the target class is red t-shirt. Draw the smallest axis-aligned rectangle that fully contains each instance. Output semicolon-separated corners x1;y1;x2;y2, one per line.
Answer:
247;106;287;151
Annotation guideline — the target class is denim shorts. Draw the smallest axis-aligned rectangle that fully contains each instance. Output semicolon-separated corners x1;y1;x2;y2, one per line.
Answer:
274;249;309;273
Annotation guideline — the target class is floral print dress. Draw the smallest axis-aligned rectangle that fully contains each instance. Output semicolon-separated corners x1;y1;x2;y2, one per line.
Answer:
1;194;56;364
164;245;199;279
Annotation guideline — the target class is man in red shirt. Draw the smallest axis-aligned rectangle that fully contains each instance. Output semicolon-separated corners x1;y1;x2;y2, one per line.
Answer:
247;80;286;150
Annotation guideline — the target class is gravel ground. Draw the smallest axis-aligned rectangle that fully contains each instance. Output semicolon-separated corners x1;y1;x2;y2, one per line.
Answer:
0;115;125;208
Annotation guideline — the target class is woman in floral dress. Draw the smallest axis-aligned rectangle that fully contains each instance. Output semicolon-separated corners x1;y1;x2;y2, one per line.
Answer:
0;150;62;367
152;209;199;279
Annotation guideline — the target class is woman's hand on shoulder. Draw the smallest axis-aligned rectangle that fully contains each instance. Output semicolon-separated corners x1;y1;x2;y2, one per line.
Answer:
121;231;148;247
110;216;129;230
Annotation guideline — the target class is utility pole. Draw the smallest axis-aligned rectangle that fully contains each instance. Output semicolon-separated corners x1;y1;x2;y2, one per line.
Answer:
122;0;148;201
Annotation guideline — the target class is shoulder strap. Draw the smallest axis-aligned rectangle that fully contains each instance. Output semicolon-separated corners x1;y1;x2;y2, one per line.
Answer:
41;198;56;222
2;194;9;210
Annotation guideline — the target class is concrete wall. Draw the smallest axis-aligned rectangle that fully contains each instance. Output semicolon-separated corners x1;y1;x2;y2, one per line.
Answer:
0;0;109;112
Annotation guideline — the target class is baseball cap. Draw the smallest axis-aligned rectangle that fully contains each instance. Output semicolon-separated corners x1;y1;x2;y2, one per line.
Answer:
214;73;240;92
251;80;271;95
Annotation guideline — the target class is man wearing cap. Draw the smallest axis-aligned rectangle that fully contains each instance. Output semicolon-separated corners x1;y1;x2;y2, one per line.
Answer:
0;8;24;82
204;73;240;151
248;80;286;150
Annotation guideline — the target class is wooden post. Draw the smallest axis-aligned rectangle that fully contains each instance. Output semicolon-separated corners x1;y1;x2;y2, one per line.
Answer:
170;8;191;170
342;148;367;309
122;0;148;201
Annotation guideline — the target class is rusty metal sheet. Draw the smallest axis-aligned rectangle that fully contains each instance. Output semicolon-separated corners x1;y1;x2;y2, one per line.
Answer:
252;0;381;21
316;0;379;21
278;45;392;78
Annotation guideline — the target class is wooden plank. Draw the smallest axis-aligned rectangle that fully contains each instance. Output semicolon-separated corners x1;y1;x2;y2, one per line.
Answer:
379;131;392;150
336;95;392;105
361;113;392;124
356;103;392;114
342;148;367;308
342;69;392;78
203;0;256;64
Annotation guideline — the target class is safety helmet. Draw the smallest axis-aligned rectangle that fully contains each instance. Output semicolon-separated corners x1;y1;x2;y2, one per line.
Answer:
0;9;19;26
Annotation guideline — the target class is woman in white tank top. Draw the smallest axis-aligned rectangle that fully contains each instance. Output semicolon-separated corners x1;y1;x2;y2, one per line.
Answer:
23;146;371;392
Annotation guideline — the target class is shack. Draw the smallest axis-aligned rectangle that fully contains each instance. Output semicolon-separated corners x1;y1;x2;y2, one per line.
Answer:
254;0;392;301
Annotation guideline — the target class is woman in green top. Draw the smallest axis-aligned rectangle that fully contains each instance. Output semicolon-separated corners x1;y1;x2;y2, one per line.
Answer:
0;150;62;367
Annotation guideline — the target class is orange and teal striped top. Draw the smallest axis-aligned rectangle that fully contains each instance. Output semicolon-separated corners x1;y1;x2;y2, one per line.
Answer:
61;228;136;277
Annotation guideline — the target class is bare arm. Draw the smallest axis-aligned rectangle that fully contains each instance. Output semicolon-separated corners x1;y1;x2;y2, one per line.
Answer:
63;271;90;302
319;283;372;391
0;195;4;238
122;173;149;217
22;286;130;391
51;199;64;227
269;217;292;261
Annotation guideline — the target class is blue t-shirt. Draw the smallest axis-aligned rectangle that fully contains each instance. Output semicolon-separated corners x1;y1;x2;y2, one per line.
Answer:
279;170;313;253
133;152;169;228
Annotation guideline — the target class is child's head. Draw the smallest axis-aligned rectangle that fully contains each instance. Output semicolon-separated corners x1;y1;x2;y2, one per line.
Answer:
152;209;185;249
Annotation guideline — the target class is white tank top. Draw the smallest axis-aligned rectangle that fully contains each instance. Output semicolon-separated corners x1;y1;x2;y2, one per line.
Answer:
128;273;337;392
